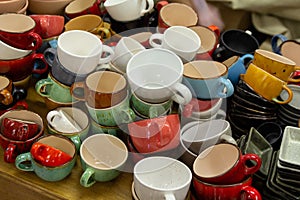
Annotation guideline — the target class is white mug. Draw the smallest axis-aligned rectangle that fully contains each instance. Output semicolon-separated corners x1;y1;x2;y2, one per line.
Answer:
0;40;31;60
104;0;154;22
111;37;145;73
57;30;114;74
126;48;192;105
134;156;192;200
181;119;237;154
47;109;82;133
149;26;201;62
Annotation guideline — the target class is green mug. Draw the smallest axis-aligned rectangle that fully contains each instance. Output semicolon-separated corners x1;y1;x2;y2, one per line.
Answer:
89;117;120;136
15;135;77;182
130;92;173;118
35;72;73;103
80;134;128;187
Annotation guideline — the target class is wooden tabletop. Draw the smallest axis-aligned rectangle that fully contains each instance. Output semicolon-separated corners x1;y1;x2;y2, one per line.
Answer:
0;77;133;200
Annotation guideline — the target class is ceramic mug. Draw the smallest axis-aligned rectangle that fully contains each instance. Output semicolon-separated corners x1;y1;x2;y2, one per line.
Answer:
149;26;201;63
0;39;31;60
89;117;120;136
212;29;259;62
56;30;114;74
0;51;48;82
193;143;262;185
241;63;293;104
157;2;198;32
71;71;128;109
128;114;180;153
44;48;87;86
182;98;222;118
80;134;128;187
29;14;65;39
64;14;111;40
65;0;107;19
0;100;28;116
0;13;42;50
192;176;262;200
252;49;300;83
111;37;145;73
0;110;44;163
181;119;237;155
15;135;77;182
134;156;192;200
183;60;234;99
85;93;136;126
126;48;192;105
35;72;73;103
0;76;14;106
47;107;90;151
104;0;154;22
223;54;254;86
189;25;220;60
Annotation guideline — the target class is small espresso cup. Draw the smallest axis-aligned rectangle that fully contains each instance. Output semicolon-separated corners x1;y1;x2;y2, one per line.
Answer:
0;110;44;163
47;107;90;151
183;60;234;99
15;135;77;182
134;156;192;200
149;26;201;62
252;49;300;83
111;37;146;73
85;93;136;126
44;48;88;86
71;71;128;109
192;176;262;200
56;30;114;74
80;134;128;187
157;2;198;31
0;13;42;50
35;72;73;103
104;0;154;22
241;63;293;104
181;119;237;155
223;54;254;86
126;48;192;105
212;29;259;62
193;143;262;185
130;91;173;119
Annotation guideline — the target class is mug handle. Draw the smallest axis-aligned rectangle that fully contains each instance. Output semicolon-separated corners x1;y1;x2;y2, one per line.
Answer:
4;143;17;163
70;82;85;101
241;153;262;176
271;34;288;54
272;84;293;104
35;78;53;98
44;47;57;67
171;83;192;105
140;0;154;16
149;33;164;48
80;167;96;187
241;186;262;200
14;100;29;110
92;27;111;40
28;32;43;50
208;25;220;38
156;0;168;12
116;108;136;124
98;45;115;64
219;134;237;146
70;135;81;153
31;53;49;75
149;104;168;118
212;45;226;61
15;152;34;171
218;78;234;98
287;66;300;83
0;89;13;105
239;54;254;67
46;110;61;127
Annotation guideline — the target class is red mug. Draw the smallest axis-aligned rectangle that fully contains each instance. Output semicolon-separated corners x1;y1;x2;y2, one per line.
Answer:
193;143;262;185
0;100;28;116
0;52;48;82
0;110;44;163
182;98;220;117
192;176;262;200
1;118;39;141
0;13;42;50
128;114;180;153
30;142;73;167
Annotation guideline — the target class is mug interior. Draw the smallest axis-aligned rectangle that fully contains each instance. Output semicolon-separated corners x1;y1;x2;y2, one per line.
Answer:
64;14;102;31
0;13;35;33
190;26;217;54
0;76;10;90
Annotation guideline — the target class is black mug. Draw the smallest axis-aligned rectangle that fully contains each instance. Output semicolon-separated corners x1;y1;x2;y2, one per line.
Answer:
213;29;259;62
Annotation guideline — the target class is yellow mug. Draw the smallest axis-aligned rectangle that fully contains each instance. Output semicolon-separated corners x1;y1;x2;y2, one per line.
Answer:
241;63;293;104
253;49;300;83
